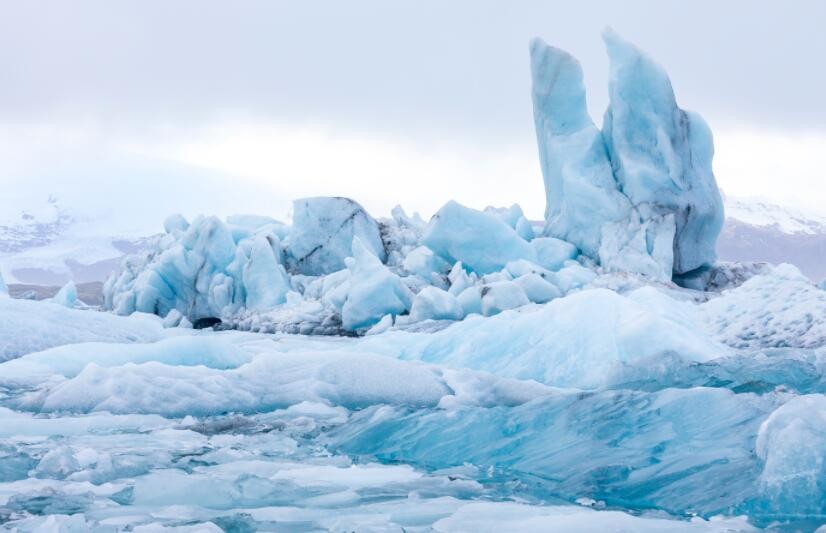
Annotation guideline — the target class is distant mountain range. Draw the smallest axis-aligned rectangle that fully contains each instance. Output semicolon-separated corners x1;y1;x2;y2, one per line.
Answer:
1;195;825;286
718;198;826;282
0;196;152;285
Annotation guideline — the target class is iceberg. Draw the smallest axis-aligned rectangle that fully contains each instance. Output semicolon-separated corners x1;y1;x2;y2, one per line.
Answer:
1;27;823;532
402;245;450;279
242;235;290;311
701;264;826;349
49;280;79;308
530;236;579;271
480;281;531;317
530;38;634;260
104;214;296;323
408;286;465;323
530;31;724;281
756;394;826;516
602;29;724;275
355;287;728;389
423;200;536;275
341;237;412;331
0;296;165;362
287;197;386;275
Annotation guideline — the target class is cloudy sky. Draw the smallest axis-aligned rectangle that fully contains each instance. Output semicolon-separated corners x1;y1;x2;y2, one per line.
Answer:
1;0;824;229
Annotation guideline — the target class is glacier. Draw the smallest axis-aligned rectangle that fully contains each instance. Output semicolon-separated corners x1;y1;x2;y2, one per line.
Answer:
0;30;824;532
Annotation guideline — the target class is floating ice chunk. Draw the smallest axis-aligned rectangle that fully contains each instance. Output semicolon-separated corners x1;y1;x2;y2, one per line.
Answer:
163;213;190;234
105;215;239;319
106;215;299;321
288;197;386;275
530;237;578;271
1;336;252;384
409;287;464;323
550;263;597;293
365;314;393;336
484;205;535;241
402;246;450;279
382;206;427;268
14;351;457;415
162;308;185;328
515;217;535;241
447;262;475;296
481;281;530;317
423;201;535;275
432;501;757;532
316;269;351;311
756;394;826;516
701;264;826;349
530;33;723;281
530;38;633;260
407;288;728;388
50;281;78;308
514;273;561;304
601;28;724;275
481;270;512;284
242;235;290;311
456;286;482;316
0;269;7;297
0;297;165;362
438;368;556;409
10;514;93;532
341;237;412;331
504;259;552;279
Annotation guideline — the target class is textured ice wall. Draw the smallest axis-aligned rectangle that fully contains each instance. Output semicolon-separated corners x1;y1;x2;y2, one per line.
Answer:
288;197;386;276
531;30;724;280
529;38;631;260
602;29;724;275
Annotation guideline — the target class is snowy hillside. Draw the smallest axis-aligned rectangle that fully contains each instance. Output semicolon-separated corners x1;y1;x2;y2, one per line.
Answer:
718;197;826;281
0;195;152;285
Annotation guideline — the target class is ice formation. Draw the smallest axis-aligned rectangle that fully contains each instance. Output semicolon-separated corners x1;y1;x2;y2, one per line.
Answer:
602;29;724;275
531;30;723;281
3;30;823;532
287;196;386;275
0;296;164;362
49;280;79;308
340;237;412;331
756;395;826;516
422;200;536;274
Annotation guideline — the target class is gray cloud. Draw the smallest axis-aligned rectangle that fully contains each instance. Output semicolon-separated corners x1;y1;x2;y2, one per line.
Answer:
1;0;824;143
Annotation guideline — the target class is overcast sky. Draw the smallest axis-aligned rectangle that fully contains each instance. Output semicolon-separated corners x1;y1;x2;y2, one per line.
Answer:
1;1;825;229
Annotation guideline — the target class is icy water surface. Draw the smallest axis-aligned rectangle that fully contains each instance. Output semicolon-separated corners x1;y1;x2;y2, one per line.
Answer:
1;288;825;531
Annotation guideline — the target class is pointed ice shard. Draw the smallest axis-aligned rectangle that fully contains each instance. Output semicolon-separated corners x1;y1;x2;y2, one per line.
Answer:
601;28;724;275
530;37;675;281
341;237;412;331
530;31;724;281
51;280;78;308
530;38;632;259
243;235;290;312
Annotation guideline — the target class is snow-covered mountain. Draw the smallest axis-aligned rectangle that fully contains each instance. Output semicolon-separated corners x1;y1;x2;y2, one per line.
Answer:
718;197;826;282
0;195;153;285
